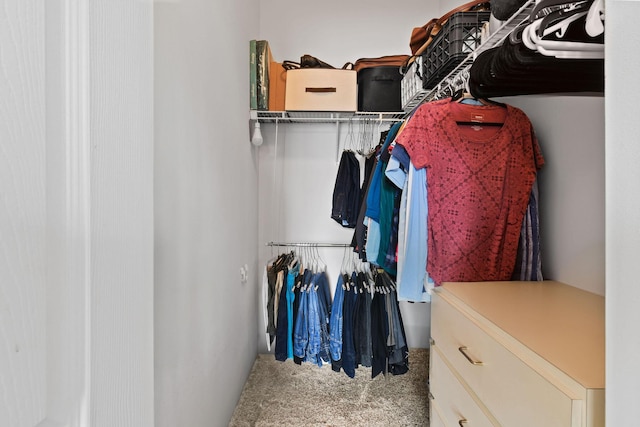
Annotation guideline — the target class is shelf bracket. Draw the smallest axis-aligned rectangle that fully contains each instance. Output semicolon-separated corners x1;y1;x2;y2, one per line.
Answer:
275;117;279;152
335;119;341;163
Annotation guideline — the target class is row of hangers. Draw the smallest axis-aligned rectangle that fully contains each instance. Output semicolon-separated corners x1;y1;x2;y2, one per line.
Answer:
270;245;327;275
339;248;398;295
343;117;385;157
461;0;604;99
340;246;373;276
519;0;604;59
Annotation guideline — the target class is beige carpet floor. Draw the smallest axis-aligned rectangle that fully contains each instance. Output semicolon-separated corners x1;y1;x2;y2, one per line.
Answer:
229;348;429;427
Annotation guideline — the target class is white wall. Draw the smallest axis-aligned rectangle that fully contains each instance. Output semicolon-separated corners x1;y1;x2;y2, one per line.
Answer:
259;0;438;67
154;0;260;426
1;3;47;425
605;1;640;425
85;3;156;426
498;95;605;295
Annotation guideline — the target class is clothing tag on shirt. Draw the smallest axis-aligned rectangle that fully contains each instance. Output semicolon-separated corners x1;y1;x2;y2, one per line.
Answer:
471;113;485;122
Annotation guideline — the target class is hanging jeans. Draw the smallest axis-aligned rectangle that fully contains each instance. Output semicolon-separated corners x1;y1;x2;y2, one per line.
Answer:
293;272;306;365
371;275;389;379
341;271;359;378
355;272;373;367
315;272;332;364
329;274;345;362
293;280;309;360
387;290;409;376
274;268;289;361
286;267;298;360
305;283;322;367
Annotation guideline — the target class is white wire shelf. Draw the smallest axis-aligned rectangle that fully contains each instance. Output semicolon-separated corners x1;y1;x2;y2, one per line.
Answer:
403;0;536;109
253;110;405;124
252;0;535;124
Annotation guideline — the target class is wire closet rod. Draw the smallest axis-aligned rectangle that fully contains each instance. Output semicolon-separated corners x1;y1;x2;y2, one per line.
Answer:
266;241;351;248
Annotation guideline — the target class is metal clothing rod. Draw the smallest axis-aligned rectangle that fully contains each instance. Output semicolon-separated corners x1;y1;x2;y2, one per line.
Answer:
266;241;351;248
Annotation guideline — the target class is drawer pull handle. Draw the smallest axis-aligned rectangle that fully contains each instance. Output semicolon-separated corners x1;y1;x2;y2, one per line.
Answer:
458;419;468;426
305;87;337;93
458;346;483;365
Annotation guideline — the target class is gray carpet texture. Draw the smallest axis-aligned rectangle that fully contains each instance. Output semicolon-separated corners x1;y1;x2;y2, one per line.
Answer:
229;348;429;427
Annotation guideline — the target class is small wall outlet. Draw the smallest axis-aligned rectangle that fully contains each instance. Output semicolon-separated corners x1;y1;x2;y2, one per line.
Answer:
240;264;249;284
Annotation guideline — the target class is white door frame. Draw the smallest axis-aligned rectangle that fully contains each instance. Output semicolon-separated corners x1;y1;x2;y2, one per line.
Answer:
42;1;92;426
41;1;155;426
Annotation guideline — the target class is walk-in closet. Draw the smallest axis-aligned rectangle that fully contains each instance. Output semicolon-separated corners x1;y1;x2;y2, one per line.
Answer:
247;0;606;425
1;0;638;426
250;0;624;426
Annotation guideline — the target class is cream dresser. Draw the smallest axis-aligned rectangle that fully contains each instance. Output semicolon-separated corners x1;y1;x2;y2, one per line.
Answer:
429;281;605;427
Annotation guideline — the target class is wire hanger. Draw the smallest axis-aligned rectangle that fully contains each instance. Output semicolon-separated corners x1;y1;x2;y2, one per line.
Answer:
314;245;326;272
345;118;356;153
357;118;374;156
536;1;591;37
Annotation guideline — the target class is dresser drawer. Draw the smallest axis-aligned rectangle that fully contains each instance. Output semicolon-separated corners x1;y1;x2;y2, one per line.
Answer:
430;345;498;427
432;292;575;427
429;401;447;427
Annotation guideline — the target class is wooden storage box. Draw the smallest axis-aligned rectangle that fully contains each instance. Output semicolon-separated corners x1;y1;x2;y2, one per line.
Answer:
285;68;357;112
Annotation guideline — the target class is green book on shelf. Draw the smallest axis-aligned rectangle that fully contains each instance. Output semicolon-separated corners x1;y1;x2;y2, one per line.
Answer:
256;40;271;111
249;39;257;110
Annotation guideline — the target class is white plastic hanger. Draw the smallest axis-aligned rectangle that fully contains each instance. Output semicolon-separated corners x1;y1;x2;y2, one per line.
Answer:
523;13;603;59
585;0;604;37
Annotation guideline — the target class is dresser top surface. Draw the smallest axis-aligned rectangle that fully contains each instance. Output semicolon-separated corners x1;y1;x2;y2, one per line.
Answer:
439;281;605;389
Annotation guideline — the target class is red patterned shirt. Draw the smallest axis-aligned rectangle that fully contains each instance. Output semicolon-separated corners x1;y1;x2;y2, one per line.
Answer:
396;99;544;285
